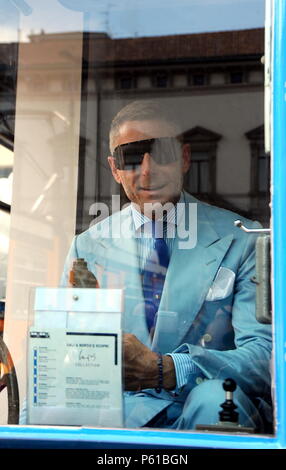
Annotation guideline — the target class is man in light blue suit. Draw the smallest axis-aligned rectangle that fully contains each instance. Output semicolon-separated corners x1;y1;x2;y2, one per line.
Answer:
62;101;272;431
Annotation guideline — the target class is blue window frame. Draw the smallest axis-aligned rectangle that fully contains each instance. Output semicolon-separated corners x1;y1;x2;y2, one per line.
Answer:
1;0;286;450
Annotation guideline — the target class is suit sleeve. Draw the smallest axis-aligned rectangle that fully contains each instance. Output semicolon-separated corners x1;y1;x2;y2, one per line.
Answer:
172;228;272;402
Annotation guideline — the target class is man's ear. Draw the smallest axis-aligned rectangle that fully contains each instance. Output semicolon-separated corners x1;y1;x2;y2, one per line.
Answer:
107;156;122;184
182;143;191;174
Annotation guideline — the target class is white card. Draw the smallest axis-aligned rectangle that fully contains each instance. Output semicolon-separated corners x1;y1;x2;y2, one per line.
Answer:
27;288;123;427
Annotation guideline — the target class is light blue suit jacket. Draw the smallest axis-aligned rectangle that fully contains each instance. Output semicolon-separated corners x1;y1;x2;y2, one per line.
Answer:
62;193;272;427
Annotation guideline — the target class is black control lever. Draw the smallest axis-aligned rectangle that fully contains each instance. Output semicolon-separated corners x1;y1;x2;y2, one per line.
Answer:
219;378;239;425
196;379;257;434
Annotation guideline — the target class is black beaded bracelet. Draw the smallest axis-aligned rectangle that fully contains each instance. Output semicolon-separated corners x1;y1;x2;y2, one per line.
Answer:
155;353;163;393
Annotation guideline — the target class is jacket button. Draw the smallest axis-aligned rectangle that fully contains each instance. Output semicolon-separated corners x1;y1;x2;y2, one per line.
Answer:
196;377;204;385
203;333;212;343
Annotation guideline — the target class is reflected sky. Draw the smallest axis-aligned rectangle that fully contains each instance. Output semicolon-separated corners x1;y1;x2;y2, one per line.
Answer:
1;0;265;42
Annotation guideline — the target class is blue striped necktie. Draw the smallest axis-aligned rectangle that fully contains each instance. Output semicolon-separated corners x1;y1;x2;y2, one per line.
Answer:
142;221;170;333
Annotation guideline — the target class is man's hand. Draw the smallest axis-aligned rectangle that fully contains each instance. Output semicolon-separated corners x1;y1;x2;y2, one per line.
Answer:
123;333;176;391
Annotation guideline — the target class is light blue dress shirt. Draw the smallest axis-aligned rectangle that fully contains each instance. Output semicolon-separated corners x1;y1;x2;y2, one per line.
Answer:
130;193;201;390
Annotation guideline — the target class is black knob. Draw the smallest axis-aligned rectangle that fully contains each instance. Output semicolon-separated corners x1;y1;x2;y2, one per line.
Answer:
219;378;238;424
223;378;237;392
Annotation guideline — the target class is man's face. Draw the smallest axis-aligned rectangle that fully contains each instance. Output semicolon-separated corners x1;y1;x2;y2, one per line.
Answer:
108;119;190;215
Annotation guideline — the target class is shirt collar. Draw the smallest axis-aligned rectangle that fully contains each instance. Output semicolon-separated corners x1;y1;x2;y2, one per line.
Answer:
131;192;185;232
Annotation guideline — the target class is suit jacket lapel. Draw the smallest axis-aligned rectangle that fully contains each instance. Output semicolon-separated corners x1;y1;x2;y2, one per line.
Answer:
152;195;234;353
100;199;234;354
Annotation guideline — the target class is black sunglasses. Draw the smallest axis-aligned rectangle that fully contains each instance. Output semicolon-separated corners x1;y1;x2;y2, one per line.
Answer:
112;137;181;170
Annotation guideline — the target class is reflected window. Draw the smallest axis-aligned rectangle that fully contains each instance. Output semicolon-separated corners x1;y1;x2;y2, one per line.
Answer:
258;153;270;192
182;126;221;199
154;71;168;88
192;73;206;86
246;125;270;221
246;125;270;194
187;151;210;193
230;70;244;84
117;73;135;90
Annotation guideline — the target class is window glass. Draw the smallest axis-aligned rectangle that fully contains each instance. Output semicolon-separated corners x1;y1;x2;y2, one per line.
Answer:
0;0;273;438
0;144;13;329
0;0;17;336
186;151;210;195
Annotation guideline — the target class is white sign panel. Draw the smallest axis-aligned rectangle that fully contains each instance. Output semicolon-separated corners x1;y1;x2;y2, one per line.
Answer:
27;288;123;427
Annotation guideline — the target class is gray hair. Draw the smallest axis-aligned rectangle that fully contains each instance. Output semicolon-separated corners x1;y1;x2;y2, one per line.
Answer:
109;100;182;151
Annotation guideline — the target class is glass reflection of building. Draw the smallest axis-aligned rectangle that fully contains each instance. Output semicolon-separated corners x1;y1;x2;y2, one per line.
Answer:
0;28;269;233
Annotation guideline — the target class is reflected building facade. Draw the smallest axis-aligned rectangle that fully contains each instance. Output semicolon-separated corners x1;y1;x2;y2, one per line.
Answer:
0;27;269;238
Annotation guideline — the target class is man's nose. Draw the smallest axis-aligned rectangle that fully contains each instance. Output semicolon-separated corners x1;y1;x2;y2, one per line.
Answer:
139;152;157;176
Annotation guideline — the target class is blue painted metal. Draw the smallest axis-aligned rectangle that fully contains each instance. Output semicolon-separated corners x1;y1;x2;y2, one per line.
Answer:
0;425;280;449
271;0;286;451
1;0;286;450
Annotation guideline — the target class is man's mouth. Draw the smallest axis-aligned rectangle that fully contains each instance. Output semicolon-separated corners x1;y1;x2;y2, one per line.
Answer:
139;184;165;191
